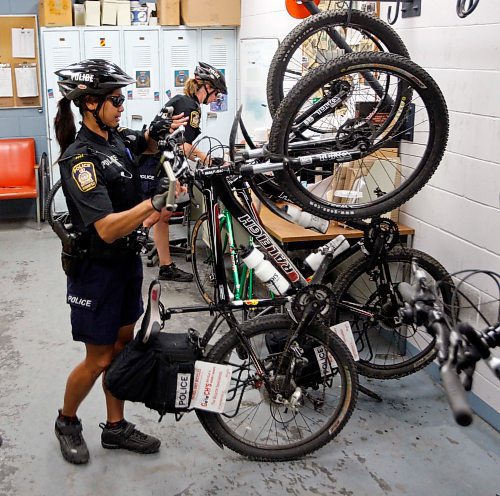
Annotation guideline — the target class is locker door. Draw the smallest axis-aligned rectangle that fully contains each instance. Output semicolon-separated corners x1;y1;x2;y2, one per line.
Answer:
200;29;236;149
83;28;124;124
40;28;82;174
122;28;161;130
162;28;199;102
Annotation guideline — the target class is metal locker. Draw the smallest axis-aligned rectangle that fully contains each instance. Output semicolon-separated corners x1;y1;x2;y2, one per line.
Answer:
122;28;161;131
40;28;82;176
162;27;199;103
200;29;236;149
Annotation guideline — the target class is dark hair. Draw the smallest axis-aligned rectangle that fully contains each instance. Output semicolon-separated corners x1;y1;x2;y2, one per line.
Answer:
54;97;77;159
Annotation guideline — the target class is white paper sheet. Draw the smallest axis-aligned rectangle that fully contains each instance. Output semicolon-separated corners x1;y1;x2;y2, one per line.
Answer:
14;66;38;97
12;28;35;58
0;66;13;97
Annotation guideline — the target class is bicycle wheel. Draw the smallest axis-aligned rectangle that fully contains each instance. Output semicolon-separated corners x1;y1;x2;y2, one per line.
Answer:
267;9;409;116
329;247;454;379
196;314;358;461
191;213;274;309
44;178;70;228
267;52;449;221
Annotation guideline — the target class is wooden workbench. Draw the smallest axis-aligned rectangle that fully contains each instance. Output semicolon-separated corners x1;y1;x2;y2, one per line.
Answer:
259;205;415;249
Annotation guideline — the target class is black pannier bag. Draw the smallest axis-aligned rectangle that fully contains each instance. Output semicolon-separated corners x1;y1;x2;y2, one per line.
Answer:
265;330;336;388
105;328;200;419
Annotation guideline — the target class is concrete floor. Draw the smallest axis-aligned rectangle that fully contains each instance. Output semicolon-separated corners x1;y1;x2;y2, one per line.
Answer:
0;220;499;496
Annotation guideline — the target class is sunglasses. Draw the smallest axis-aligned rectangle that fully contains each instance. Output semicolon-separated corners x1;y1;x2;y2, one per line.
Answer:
105;95;126;108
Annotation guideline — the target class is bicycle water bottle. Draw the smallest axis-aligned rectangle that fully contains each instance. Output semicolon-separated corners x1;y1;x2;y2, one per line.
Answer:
240;246;291;295
284;205;329;234
302;235;350;277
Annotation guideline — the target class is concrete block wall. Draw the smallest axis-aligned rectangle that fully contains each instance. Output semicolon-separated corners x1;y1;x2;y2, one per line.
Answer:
240;0;499;424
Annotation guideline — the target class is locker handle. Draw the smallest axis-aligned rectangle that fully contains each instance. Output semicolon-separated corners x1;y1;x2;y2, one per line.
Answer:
207;112;218;119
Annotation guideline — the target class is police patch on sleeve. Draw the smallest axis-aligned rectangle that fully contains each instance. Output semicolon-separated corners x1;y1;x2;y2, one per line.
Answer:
72;162;97;192
190;110;200;128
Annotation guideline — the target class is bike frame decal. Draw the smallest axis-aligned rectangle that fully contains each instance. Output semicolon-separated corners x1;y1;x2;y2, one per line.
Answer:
237;213;300;283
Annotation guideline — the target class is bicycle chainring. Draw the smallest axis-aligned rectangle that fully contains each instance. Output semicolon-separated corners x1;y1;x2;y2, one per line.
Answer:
292;284;336;324
363;217;400;252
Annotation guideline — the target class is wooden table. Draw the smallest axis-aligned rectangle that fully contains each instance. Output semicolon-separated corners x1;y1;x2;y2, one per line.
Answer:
259;205;415;250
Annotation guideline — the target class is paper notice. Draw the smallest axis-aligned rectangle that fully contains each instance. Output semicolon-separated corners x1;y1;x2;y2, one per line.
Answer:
330;321;360;361
0;66;13;97
15;66;38;98
12;28;35;58
191;361;233;413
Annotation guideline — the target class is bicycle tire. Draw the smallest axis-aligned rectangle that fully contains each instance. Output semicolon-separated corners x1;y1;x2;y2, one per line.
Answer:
267;9;409;116
196;314;358;461
329;247;454;379
44;178;71;228
267;52;449;221
191;213;274;309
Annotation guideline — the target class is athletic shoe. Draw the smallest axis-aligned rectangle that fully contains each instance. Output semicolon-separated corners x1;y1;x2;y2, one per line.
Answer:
55;411;90;465
100;421;161;454
158;263;194;282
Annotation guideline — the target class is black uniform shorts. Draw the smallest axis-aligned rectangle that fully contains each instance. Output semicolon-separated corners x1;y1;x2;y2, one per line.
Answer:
66;255;144;345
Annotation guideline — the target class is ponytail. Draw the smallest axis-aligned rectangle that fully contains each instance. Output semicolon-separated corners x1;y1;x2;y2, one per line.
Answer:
54;97;77;158
184;78;201;97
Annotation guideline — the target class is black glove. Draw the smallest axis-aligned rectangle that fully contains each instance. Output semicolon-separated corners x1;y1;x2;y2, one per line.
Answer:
148;108;173;142
151;177;171;212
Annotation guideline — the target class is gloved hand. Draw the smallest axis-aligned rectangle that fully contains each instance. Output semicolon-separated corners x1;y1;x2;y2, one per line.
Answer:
148;108;173;142
151;177;172;212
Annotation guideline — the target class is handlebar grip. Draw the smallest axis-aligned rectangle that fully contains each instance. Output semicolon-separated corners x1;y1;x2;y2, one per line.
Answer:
441;362;473;426
398;281;417;303
162;157;177;211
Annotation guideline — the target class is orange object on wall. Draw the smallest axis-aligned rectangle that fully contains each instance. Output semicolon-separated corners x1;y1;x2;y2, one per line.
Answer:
285;0;320;19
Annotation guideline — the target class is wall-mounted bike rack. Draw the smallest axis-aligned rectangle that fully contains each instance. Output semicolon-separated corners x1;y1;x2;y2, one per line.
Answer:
456;0;481;18
384;0;422;25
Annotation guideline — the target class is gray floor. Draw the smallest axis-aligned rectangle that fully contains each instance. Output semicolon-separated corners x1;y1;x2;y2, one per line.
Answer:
0;220;499;496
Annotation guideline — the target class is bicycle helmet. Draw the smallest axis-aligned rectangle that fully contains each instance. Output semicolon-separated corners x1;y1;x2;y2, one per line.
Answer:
194;62;227;95
56;59;135;102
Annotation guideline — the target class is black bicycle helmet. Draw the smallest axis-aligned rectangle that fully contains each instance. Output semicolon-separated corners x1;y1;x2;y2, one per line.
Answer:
56;59;135;102
194;62;227;95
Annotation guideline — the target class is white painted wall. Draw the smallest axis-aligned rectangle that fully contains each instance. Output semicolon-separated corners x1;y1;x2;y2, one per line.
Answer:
240;1;500;416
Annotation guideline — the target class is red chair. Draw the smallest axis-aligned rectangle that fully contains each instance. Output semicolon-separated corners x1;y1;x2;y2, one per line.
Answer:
0;138;40;229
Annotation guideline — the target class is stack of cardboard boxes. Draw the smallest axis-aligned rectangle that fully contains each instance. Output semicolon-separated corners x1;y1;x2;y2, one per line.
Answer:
39;0;241;27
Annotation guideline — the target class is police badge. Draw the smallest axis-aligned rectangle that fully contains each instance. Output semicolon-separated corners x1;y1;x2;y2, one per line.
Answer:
72;162;97;192
190;110;200;128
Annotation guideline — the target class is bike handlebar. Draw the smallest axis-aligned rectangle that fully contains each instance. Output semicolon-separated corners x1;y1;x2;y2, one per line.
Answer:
397;266;500;426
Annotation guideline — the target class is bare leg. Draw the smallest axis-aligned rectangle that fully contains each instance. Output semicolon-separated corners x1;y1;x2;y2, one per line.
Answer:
154;209;173;267
102;323;135;423
61;342;115;417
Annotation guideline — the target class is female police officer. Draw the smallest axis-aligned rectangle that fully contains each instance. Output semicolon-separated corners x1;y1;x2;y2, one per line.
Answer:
52;59;187;465
148;62;227;281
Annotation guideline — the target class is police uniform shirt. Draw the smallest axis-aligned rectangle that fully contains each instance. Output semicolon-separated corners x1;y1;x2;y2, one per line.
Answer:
166;94;201;145
59;124;148;234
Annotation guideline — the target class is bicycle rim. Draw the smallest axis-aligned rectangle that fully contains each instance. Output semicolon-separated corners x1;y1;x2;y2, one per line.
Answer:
44;179;70;228
268;52;449;221
267;9;409;116
331;248;454;379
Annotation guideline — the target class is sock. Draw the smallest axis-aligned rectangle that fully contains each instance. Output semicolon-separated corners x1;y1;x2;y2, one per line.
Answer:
58;409;79;424
105;419;126;429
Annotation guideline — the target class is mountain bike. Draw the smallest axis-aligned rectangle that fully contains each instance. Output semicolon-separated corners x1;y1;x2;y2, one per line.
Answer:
267;0;410;116
398;265;500;426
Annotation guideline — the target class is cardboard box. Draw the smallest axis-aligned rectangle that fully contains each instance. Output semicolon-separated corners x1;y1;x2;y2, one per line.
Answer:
157;0;180;26
74;4;86;26
39;0;73;27
180;0;240;26
101;0;118;25
117;1;131;25
85;1;101;26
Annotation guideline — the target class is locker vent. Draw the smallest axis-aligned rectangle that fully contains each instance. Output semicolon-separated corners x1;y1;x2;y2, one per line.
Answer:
209;45;227;67
132;46;152;67
53;48;76;70
89;46;113;62
171;46;190;67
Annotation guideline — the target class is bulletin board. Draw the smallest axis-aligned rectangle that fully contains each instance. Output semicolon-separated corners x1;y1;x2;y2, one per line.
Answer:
0;15;42;109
